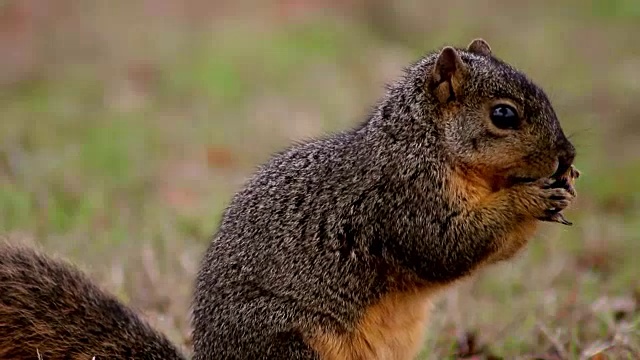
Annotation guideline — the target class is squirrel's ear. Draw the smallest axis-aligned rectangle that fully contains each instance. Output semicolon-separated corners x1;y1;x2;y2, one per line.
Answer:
467;38;492;56
431;46;467;103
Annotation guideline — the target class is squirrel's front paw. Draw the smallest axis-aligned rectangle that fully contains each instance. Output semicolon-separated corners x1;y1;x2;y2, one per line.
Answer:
543;165;580;224
512;178;575;223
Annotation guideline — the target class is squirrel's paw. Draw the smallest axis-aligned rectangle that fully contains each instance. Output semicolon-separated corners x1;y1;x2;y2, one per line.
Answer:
550;164;580;197
512;178;575;223
543;165;580;224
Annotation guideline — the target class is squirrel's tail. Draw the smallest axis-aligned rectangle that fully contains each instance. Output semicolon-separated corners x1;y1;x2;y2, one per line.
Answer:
0;242;186;360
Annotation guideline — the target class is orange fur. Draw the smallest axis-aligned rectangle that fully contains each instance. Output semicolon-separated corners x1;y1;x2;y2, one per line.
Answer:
449;165;540;264
309;287;438;360
449;165;494;204
487;218;538;263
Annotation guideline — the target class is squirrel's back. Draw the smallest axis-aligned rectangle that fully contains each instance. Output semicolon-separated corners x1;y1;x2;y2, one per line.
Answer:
0;242;186;360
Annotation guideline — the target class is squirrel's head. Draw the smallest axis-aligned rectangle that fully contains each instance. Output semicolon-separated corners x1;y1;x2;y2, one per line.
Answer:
391;39;576;188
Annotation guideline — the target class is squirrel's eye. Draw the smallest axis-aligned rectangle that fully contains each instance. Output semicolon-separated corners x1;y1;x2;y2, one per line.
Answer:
490;104;520;130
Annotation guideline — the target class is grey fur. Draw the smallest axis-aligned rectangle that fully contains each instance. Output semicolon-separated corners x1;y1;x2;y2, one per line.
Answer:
191;42;576;359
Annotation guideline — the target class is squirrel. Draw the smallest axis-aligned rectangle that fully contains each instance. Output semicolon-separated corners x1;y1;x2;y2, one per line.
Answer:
0;39;578;360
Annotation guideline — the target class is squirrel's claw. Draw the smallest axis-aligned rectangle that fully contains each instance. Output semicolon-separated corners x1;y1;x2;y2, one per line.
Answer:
545;212;573;226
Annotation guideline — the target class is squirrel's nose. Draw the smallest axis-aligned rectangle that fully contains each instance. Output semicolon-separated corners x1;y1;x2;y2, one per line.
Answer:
553;135;576;177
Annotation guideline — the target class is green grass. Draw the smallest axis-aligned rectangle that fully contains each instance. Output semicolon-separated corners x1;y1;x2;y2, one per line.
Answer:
1;0;639;358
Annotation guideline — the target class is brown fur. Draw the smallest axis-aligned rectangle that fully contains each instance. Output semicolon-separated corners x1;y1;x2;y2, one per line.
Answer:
0;242;186;360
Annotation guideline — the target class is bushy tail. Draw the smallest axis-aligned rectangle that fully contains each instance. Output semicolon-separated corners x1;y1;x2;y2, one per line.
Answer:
0;242;186;360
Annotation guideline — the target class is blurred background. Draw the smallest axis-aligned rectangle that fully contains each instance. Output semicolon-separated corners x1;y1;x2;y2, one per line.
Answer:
0;0;639;358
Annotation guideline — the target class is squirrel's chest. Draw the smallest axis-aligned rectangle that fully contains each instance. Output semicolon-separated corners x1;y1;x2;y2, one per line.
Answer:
308;289;434;360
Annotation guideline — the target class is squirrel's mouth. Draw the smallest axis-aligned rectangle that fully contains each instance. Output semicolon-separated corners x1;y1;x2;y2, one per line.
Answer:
507;159;573;186
507;160;574;186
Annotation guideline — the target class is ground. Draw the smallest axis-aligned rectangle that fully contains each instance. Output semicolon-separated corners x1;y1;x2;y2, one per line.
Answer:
0;1;639;359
